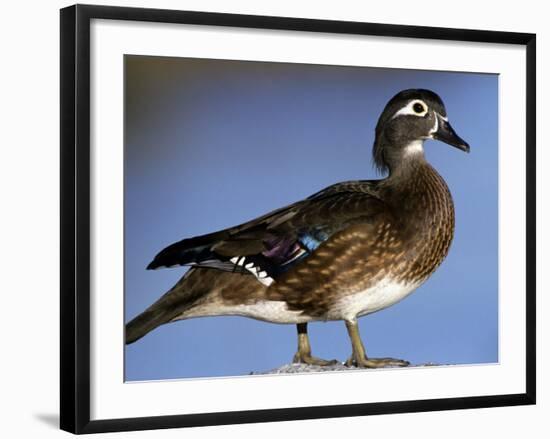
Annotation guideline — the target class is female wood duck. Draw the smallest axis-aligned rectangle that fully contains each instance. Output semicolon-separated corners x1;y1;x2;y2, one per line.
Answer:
126;89;469;368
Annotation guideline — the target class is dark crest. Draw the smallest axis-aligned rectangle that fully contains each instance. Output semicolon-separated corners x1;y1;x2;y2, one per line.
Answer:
373;89;446;173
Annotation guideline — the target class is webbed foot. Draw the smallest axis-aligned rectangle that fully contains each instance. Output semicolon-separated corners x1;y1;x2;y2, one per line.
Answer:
345;355;409;368
294;351;338;366
344;319;410;368
293;323;338;366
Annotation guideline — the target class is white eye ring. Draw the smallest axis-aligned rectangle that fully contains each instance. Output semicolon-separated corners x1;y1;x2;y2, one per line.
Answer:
391;99;428;120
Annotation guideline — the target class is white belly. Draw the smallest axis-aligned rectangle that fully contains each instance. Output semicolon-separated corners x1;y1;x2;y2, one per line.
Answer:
328;277;421;321
180;300;311;324
178;277;420;324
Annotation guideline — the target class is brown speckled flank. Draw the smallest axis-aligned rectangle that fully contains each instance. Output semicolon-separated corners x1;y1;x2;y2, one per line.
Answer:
125;89;469;368
268;161;454;318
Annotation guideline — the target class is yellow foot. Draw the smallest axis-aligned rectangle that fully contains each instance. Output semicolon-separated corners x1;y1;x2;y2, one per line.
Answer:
345;355;410;368
293;352;338;366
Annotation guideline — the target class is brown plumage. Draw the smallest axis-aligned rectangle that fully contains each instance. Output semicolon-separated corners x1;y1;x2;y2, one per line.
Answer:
268;161;455;318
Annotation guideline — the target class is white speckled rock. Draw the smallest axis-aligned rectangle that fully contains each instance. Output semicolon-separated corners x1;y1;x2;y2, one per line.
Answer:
254;362;441;374
257;362;354;374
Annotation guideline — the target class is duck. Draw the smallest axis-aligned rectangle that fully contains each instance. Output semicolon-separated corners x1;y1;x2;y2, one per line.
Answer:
125;88;469;368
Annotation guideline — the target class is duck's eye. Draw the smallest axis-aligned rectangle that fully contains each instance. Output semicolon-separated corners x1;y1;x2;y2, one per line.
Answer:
413;103;425;114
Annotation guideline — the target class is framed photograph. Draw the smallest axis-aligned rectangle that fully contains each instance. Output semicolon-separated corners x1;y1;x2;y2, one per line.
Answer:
60;4;536;434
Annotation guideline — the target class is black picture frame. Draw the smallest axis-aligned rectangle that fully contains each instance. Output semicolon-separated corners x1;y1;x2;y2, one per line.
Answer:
60;4;536;434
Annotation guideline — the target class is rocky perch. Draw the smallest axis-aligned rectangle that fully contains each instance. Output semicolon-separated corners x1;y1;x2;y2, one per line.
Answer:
254;362;441;374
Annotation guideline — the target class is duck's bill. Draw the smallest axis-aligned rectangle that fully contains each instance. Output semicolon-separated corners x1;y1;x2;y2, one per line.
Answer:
433;114;470;153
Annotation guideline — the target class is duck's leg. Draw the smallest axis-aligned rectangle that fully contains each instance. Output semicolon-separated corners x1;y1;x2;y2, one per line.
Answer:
292;323;338;366
344;319;410;368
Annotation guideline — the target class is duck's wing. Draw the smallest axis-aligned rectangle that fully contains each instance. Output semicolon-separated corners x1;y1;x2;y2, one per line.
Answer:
146;180;386;284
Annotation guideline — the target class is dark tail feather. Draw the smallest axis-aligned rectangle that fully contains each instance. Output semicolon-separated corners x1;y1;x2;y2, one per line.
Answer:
125;308;168;344
126;268;205;344
146;230;228;270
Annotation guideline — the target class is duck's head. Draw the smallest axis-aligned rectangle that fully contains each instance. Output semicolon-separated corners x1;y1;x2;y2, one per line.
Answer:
373;89;469;174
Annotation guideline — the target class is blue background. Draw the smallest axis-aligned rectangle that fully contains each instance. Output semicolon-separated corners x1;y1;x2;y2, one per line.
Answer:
124;56;498;381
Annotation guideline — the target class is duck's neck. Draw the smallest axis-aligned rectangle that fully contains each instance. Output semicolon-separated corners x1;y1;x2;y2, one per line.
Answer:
374;132;427;174
387;155;427;184
381;153;454;226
